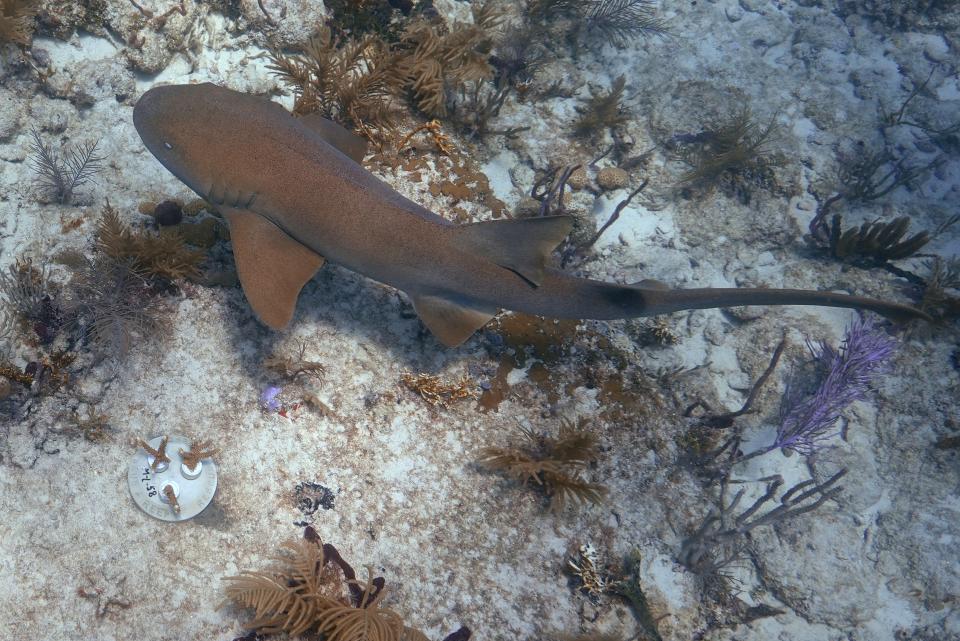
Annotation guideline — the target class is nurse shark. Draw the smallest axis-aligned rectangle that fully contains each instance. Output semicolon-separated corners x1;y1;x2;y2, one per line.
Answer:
133;84;926;346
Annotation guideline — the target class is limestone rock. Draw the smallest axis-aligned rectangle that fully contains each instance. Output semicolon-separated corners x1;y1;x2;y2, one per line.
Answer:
44;57;135;106
0;88;21;142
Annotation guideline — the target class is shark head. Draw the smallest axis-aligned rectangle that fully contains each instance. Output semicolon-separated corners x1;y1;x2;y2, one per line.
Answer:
134;83;281;198
133;84;211;190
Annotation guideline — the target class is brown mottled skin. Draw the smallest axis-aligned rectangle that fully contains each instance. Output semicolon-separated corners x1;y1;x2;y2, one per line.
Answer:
133;84;927;345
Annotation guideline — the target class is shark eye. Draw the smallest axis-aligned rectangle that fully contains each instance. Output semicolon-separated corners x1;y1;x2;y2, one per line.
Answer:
163;142;173;150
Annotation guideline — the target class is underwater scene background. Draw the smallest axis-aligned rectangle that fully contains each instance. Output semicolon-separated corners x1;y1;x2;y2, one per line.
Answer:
0;0;958;639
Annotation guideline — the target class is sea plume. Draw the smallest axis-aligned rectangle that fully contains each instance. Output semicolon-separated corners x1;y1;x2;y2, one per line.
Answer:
774;318;897;455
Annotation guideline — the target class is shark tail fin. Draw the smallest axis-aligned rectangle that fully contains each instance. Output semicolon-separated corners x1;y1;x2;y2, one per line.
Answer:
451;216;573;287
635;285;932;323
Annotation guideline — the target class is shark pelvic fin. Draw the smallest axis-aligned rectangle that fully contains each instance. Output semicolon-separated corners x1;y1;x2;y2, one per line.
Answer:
221;207;326;329
296;114;368;164
452;215;573;286
411;294;496;347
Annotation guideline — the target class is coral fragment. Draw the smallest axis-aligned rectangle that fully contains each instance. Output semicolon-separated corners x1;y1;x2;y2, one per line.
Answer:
400;372;476;407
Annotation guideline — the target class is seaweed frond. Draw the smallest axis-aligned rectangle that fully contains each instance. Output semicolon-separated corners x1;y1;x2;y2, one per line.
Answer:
527;0;666;46
837;146;942;203
491;26;546;95
28;128;104;205
582;0;668;45
0;257;62;343
263;340;326;383
67;410;112;442
478;418;607;512
921;256;960;318
572;75;629;139
96;204;203;282
826;213;930;264
676;107;779;188
324;0;408;41
0;308;14;347
527;0;579;21
67;256;162;361
0;0;37;46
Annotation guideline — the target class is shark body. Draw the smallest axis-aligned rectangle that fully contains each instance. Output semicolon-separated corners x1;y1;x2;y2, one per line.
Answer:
133;84;926;346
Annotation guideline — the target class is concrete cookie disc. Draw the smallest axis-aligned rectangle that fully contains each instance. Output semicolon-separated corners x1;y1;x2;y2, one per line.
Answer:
128;434;218;522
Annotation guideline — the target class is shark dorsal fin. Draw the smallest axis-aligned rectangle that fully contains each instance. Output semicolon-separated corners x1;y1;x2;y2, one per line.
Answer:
411;294;496;347
296;114;368;164
221;207;326;329
451;215;573;287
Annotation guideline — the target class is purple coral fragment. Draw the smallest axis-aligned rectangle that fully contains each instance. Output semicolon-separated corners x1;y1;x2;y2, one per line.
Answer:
259;385;282;412
774;318;897;456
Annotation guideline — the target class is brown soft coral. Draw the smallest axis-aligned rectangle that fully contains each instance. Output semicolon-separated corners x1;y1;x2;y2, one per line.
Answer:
96;204;203;282
268;26;402;139
478;418;607;512
223;530;439;641
397;1;503;118
0;0;37;45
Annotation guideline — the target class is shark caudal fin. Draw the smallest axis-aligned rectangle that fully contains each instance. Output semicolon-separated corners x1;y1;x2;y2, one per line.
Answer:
450;216;573;286
635;284;932;323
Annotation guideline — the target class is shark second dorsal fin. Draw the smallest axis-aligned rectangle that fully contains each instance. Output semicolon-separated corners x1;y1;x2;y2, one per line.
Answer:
221;207;326;329
296;114;368;164
411;294;496;347
451;216;573;287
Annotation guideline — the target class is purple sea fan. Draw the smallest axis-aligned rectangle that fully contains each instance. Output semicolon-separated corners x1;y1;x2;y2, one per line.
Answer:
774;318;897;456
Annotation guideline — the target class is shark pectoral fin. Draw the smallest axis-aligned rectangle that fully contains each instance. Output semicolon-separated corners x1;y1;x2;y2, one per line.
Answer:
411;295;496;347
221;208;326;329
452;216;574;287
296;114;369;164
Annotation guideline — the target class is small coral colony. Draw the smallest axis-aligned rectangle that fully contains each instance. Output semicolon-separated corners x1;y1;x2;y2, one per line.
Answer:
1;0;957;639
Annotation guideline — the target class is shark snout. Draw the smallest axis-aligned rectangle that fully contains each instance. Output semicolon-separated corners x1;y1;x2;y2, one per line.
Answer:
133;85;179;145
134;85;194;130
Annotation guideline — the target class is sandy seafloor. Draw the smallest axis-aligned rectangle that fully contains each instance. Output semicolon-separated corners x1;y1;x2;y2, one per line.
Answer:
1;0;959;640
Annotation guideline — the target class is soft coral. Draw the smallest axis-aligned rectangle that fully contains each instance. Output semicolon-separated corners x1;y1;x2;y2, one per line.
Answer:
0;0;37;46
